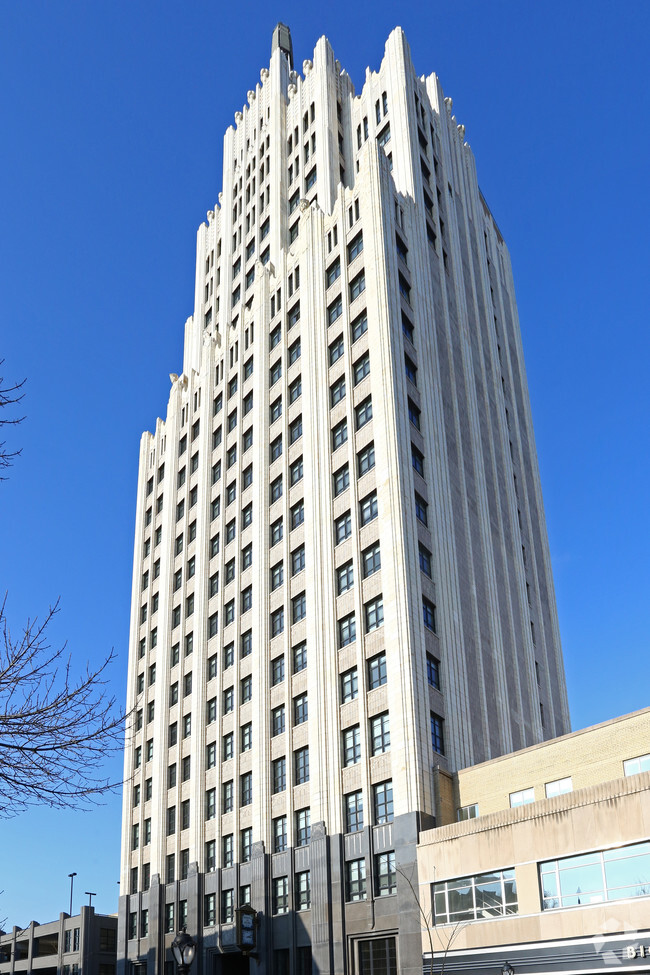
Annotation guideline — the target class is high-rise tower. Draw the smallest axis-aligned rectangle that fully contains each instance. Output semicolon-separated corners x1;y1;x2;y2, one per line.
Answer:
118;25;570;975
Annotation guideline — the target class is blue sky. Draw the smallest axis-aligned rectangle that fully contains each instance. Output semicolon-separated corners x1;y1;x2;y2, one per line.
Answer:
1;0;648;930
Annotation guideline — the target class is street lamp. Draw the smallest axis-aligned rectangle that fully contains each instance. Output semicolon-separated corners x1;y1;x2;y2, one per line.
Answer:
171;928;196;975
68;873;77;916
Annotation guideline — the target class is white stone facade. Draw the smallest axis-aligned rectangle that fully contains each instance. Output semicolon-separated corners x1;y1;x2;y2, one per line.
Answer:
118;25;570;975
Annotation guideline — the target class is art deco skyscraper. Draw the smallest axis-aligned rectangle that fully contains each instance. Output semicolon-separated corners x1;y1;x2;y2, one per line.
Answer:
118;24;570;975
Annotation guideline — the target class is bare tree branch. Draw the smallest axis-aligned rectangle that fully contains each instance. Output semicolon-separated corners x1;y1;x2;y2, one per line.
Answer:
0;597;129;817
0;360;26;478
397;865;469;975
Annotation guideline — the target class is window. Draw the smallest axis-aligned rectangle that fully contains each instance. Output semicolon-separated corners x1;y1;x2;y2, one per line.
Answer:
335;511;352;544
373;780;394;824
270;434;282;463
433;869;518;923
223;732;234;761
295;870;311;910
270;359;282;386
348;232;363;263
427;653;440;689
181;800;190;830
329;335;344;364
351;310;368;342
368;653;387;689
340;668;358;703
206;742;216;769
411;444;425;477
226;519;236;543
345;791;363;833
408;398;421;429
295;807;311;846
422;597;436;632
624;754;650;776
330;376;346;407
242;427;253;451
365;596;384;632
273;877;289;915
415;492;428;525
359;490;378;525
305;166;317;190
241;827;252;862
272;655;284;685
270;397;282;423
510;787;535;808
290;457;303;486
241;634;252;660
346;859;366;902
221;889;234;924
354;352;370;384
292;592;307;624
293;692;308;725
224;642;234;668
183;672;192;697
355;397;373;431
204;892;216;927
240;771;252;806
419;544;433;577
272;705;285;736
241;722;253;752
241;585;252;612
242;541;252;568
405;355;417;385
289;375;302;404
225;599;235;625
272;757;286;793
349;271;366;302
338;613;356;647
270;518;283;546
333;464;349;496
343;725;361;766
295;746;309;784
228;410;237;432
223;780;234;812
270;323;281;349
540;840;650;910
370;712;390;754
288;337;301;363
328;296;343;326
271;607;284;637
375;851;396;896
244;356;253;379
204;839;216;873
357;442;375;476
273;815;288;853
289;415;303;445
271;561;284;590
458;803;479;821
168;763;176;788
544;776;573;798
332;419;348;451
337;560;354;594
292;643;307;675
291;543;305;575
205;788;216;820
430;712;445;754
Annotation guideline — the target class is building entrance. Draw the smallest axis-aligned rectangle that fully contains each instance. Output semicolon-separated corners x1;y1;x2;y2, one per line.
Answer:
216;954;250;975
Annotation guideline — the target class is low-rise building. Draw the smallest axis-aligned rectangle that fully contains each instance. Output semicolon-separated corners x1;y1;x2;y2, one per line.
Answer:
0;907;117;975
417;708;650;975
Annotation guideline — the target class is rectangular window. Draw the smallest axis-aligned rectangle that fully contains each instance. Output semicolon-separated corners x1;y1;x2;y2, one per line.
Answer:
273;877;289;915
333;464;349;496
370;712;390;754
458;803;479;821
273;757;286;793
338;613;356;647
272;655;284;685
430;712;445;754
328;296;343;326
357;442;375;476
354;352;370;384
294;746;309;784
374;780;393;824
291;543;305;575
295;807;311;846
273;815;288;853
368;652;387;689
624;754;650;776
346;859;366;902
510;787;535;807
293;641;307;672
345;790;363;833
330;376;346;407
291;498;304;528
329;335;344;364
349;271;366;302
335;511;352;544
359;490;378;525
427;653;440;689
295;870;311;910
540;840;650;910
433;869;518;923
351;310;368;342
340;668;358;703
293;691;308;724
221;889;234;924
240;771;252;806
422;597;436;632
348;232;363;263
332;419;348;451
365;596;384;632
337;560;354;594
343;725;361;766
375;851;396;895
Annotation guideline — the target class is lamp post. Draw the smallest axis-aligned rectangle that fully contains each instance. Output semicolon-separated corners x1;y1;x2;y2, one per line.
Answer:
85;891;97;907
171;928;196;975
68;873;77;916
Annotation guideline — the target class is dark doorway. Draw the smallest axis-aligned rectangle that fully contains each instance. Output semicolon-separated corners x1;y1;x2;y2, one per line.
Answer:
216;954;250;975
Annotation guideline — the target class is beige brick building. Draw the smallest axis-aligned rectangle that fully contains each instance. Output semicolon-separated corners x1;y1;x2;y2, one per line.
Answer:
417;708;650;975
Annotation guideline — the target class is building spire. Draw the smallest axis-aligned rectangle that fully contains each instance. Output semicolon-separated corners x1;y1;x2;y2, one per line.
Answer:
271;22;293;69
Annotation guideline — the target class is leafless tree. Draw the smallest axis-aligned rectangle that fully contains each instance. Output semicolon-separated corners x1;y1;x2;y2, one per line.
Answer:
398;866;468;975
0;598;128;817
0;361;25;478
